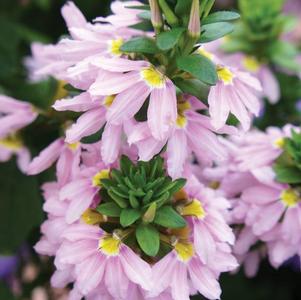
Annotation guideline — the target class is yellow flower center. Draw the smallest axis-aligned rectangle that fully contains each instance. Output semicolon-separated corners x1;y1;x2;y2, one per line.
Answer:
217;66;234;84
274;138;285;149
281;189;300;207
180;199;206;219
141;67;165;88
0;136;23;150
176;101;191;128
98;235;121;256
197;47;214;61
174;241;195;262
82;208;107;225
104;95;116;108
242;56;261;73
108;38;124;56
92;169;110;187
67;142;80;151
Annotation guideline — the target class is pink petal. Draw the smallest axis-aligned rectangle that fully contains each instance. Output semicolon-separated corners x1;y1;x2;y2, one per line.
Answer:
89;71;141;96
105;257;129;299
242;185;280;205
260;67;280;104
27;138;64;175
61;1;87;30
75;254;106;295
208;82;230;130
66;107;106;143
53;92;97;112
106;82;150;125
120;246;152;291
147;82;177;141
189;259;221;300
167;129;188;179
101;123;122;165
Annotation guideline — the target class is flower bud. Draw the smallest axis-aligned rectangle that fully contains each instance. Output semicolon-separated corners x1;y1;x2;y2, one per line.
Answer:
149;0;163;31
188;0;201;38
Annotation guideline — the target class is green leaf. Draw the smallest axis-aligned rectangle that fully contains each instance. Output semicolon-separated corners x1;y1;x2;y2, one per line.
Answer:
120;155;134;175
200;22;234;43
136;224;160;256
273;165;301;184
175;0;192;16
154;206;187;228
143;202;157;223
121;37;160;54
108;190;128;208
0;159;43;253
96;202;122;217
173;77;209;100
120;209;141;227
176;54;218;85
157;27;185;51
202;11;240;25
125;5;150;10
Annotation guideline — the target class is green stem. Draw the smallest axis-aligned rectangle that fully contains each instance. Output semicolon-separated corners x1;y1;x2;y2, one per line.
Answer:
158;0;179;26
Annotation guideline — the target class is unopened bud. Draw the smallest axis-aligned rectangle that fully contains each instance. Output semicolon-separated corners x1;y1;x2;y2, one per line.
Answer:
143;202;157;223
149;0;163;30
188;0;201;38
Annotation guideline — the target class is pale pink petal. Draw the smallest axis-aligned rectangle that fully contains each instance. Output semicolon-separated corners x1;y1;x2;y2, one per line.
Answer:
242;185;279;205
92;57;149;72
53;92;97;112
253;202;284;235
75;254;106;295
244;251;260;278
105;257;129;299
148;82;177;140
236;71;262;91
51;268;73;288
228;87;251;131
167;129;188;179
27;138;64;175
61;1;87;30
193;221;216;263
171;263;189;300
106;82;150;125
208;82;230;130
89;71;141;96
66;107;106;143
189;259;221;300
101;123;122;165
120;246;152;291
260;67;280;104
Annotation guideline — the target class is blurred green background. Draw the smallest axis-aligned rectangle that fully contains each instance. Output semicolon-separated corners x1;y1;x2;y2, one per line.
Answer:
0;0;301;299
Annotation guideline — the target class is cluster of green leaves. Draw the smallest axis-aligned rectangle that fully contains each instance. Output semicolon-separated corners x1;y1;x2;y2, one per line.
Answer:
274;130;301;184
223;0;300;72
122;0;239;99
96;155;186;257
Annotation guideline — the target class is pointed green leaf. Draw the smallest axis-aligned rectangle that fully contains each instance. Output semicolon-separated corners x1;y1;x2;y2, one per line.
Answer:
121;37;160;54
143;202;157;223
202;11;240;25
273;165;301;184
108;190;128;208
154;206;187;228
199;22;234;43
156;27;185;51
120;209;141;227
120;155;134;175
96;202;122;217
136;224;160;256
176;54;218;85
173;77;209;100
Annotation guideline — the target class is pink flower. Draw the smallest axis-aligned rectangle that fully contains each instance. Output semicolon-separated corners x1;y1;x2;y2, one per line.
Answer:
0;95;37;139
126;96;236;179
208;66;262;131
89;59;178;142
94;1;144;28
151;247;222;300
56;224;152;297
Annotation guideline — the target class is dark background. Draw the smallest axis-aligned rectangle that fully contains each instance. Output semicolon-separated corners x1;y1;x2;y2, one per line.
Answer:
0;0;300;299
